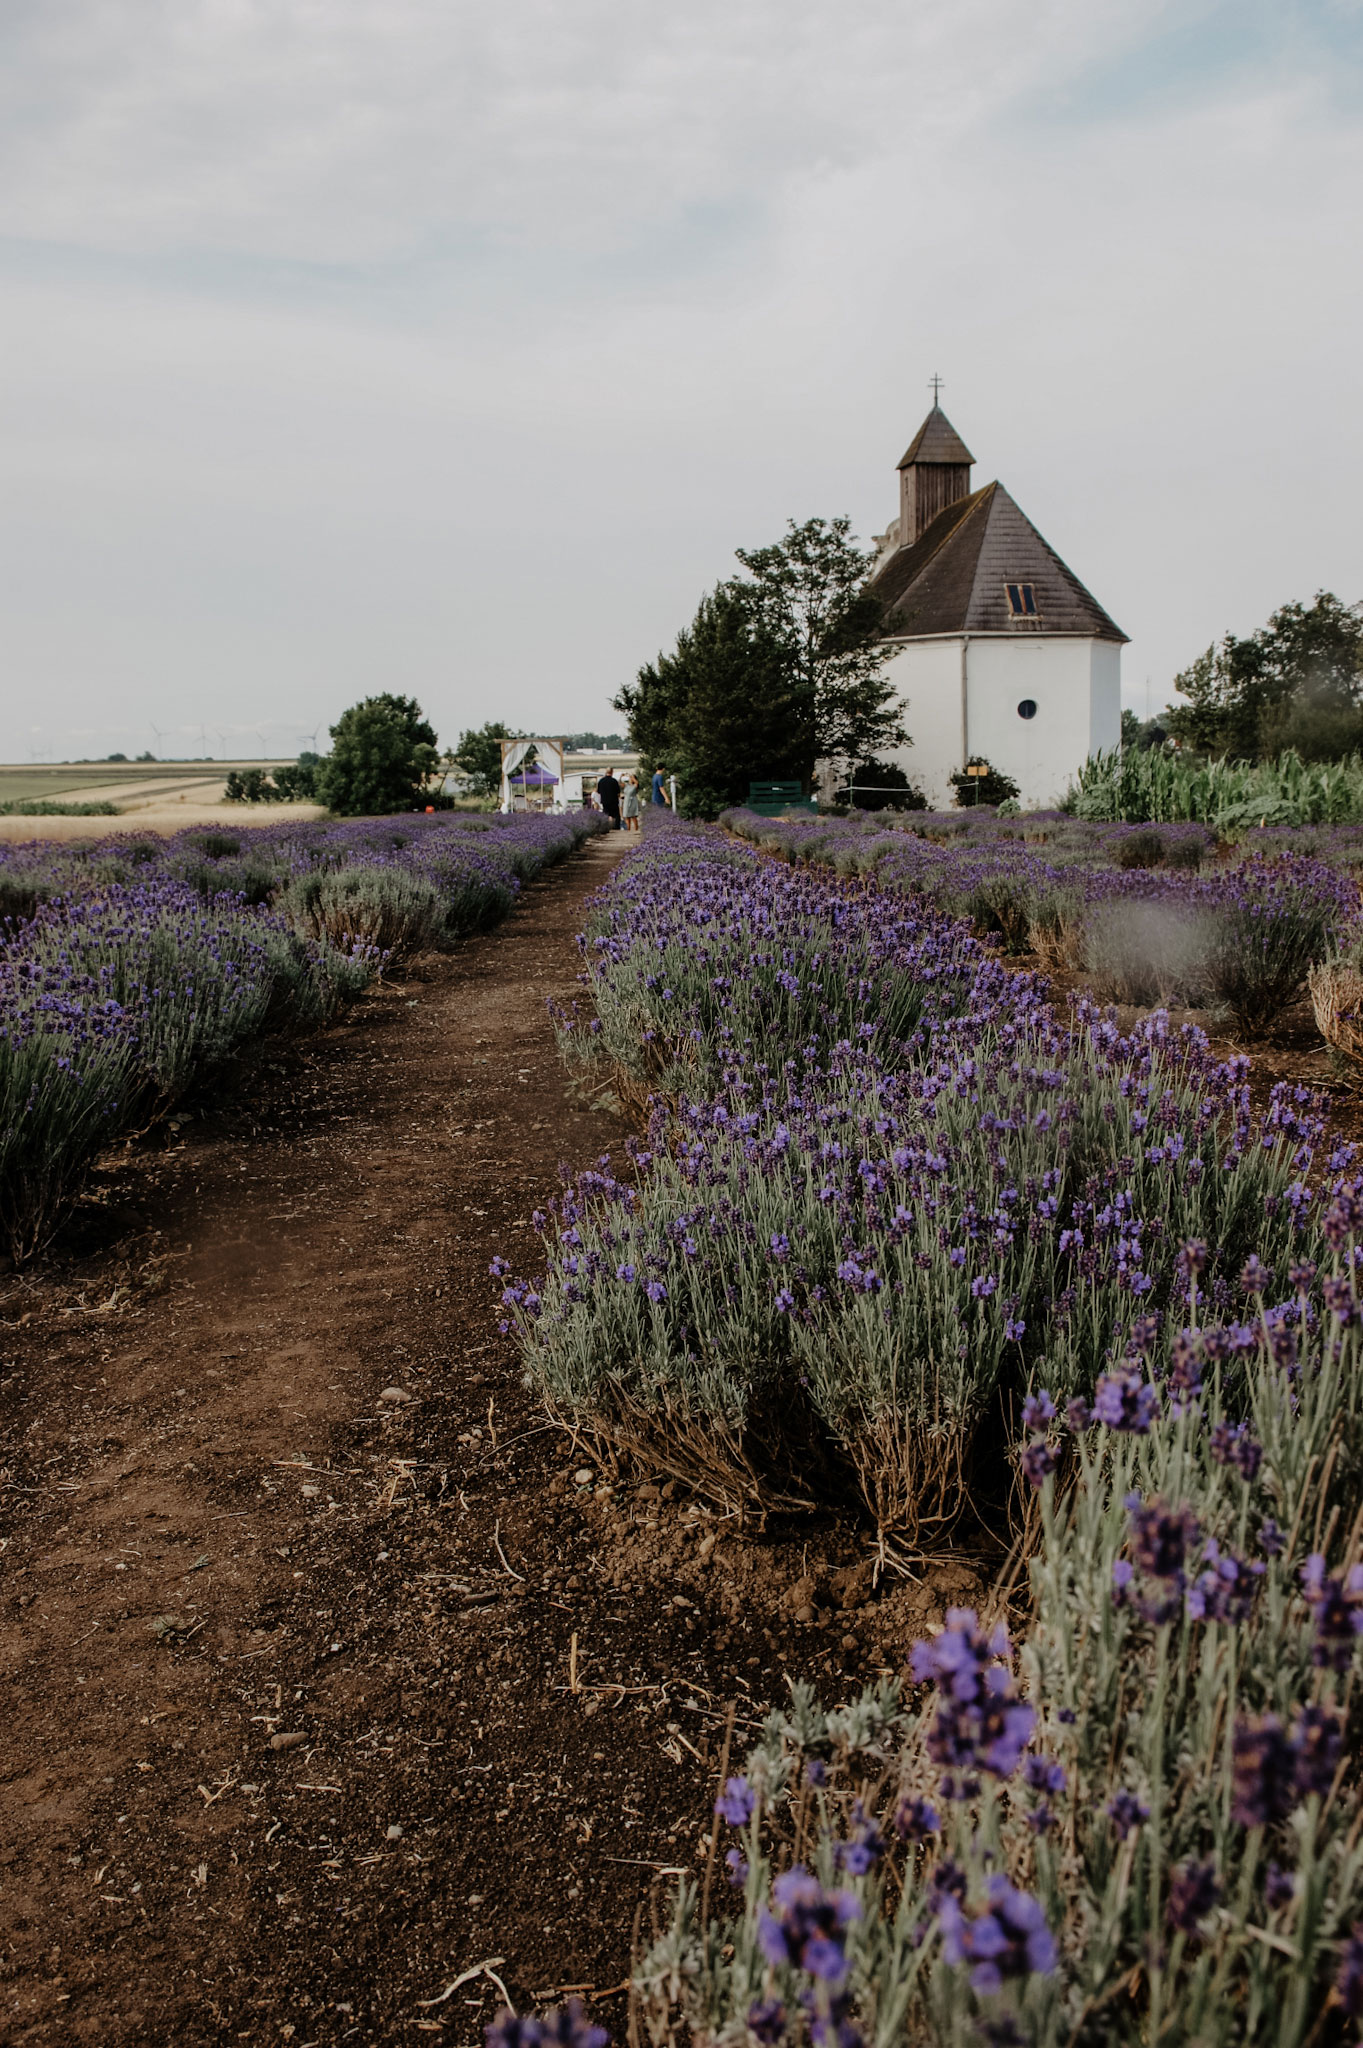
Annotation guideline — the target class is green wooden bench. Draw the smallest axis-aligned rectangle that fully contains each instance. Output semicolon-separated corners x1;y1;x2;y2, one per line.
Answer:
747;779;817;817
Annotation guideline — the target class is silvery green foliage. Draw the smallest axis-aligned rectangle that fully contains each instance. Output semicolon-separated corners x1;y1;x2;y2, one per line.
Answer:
724;806;1355;1036
0;810;604;1259
510;826;1346;1540
640;1259;1363;2046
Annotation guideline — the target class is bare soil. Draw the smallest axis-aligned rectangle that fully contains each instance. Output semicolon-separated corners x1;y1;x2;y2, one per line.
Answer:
0;837;981;2048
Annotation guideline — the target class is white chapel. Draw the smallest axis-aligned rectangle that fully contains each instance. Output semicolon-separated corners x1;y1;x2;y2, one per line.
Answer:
866;404;1125;809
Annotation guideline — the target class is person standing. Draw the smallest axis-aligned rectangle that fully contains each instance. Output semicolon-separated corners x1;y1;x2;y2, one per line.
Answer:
651;766;670;808
596;768;621;828
621;773;641;832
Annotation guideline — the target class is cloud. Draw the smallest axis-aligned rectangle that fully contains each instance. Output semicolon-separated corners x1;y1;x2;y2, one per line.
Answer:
0;0;1358;756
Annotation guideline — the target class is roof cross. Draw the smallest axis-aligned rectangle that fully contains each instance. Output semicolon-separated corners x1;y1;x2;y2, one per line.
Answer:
929;373;944;406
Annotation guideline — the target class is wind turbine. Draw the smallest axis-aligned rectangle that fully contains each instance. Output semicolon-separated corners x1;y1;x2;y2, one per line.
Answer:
149;721;167;761
216;729;231;761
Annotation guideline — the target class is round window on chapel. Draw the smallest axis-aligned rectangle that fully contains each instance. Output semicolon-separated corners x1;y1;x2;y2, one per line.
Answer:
1017;699;1038;721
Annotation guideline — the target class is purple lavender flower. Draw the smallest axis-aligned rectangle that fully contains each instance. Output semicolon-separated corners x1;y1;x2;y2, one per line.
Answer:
892;1796;940;1841
1021;1389;1056;1431
911;1609;1035;1792
1338;1926;1363;2019
1065;1397;1092;1434
486;2015;544;2048
1166;1860;1221;1934
758;1868;860;1982
1129;1497;1200;1579
1323;1274;1360;1325
1021;1438;1058;1490
1093;1368;1159;1434
1258;1518;1285;1558
488;2005;607;2048
1291;1703;1342;1797
540;2004;609;2048
1106;1789;1148;1839
834;1802;884;1876
1024;1755;1066;1795
1186;1539;1263;1624
1263;1862;1295;1911
938;1875;1056;1994
715;1775;756;1826
803;1989;862;2048
746;1999;788;2044
1301;1554;1363;1670
725;1846;750;1888
1241;1255;1270;1294
805;1758;828;1788
1231;1714;1298;1827
1210;1419;1263;1480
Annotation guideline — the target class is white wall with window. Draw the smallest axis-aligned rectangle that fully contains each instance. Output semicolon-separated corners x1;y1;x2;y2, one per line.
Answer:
878;632;1120;810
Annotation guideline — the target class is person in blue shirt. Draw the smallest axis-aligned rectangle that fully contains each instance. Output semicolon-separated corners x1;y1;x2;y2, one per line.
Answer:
650;768;670;807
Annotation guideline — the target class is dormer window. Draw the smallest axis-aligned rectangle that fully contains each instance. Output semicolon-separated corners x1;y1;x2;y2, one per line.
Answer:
1005;582;1037;617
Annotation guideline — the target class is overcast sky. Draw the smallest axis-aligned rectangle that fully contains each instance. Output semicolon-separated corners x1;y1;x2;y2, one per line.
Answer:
0;0;1359;760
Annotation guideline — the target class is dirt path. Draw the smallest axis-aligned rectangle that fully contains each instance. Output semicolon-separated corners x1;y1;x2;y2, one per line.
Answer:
0;834;971;2048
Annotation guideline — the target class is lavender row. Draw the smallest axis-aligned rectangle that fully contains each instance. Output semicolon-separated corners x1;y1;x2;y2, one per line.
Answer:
0;812;603;1261
506;819;1346;1547
493;816;1363;2041
723;807;1358;1036
635;1220;1363;2046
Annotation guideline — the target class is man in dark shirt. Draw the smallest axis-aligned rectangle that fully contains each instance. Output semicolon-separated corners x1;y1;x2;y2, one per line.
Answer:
596;771;621;827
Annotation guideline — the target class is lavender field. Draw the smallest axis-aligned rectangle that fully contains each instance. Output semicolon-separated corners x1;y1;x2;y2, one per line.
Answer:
0;811;603;1260
502;809;1363;2046
724;805;1363;1038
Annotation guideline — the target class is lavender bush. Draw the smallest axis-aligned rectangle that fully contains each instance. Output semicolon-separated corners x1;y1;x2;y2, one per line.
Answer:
0;812;603;1260
637;1234;1363;2044
509;828;1342;1546
723;809;1356;1038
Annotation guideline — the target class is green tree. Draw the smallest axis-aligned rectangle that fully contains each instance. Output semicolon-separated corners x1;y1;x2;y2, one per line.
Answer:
316;695;440;816
614;516;906;814
615;585;800;818
452;721;519;799
733;516;904;769
272;751;320;801
1165;592;1363;759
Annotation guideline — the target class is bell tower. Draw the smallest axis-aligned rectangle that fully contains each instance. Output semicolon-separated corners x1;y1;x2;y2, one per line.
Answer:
897;396;974;547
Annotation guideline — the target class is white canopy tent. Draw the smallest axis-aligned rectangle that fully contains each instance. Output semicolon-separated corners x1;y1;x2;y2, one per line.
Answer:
499;737;566;811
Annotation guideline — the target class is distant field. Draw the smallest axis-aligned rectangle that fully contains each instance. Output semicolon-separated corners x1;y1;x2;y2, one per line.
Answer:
0;761;293;803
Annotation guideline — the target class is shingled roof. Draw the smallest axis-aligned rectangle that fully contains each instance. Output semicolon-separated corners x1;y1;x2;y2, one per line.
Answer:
869;481;1128;642
898;405;974;469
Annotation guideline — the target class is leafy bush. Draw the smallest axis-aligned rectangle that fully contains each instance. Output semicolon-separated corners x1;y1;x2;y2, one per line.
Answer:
315;694;440;816
846;759;926;812
1114;828;1167;869
949;757;1020;808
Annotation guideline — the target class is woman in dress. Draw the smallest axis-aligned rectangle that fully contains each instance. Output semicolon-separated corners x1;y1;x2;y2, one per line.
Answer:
621;773;642;832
